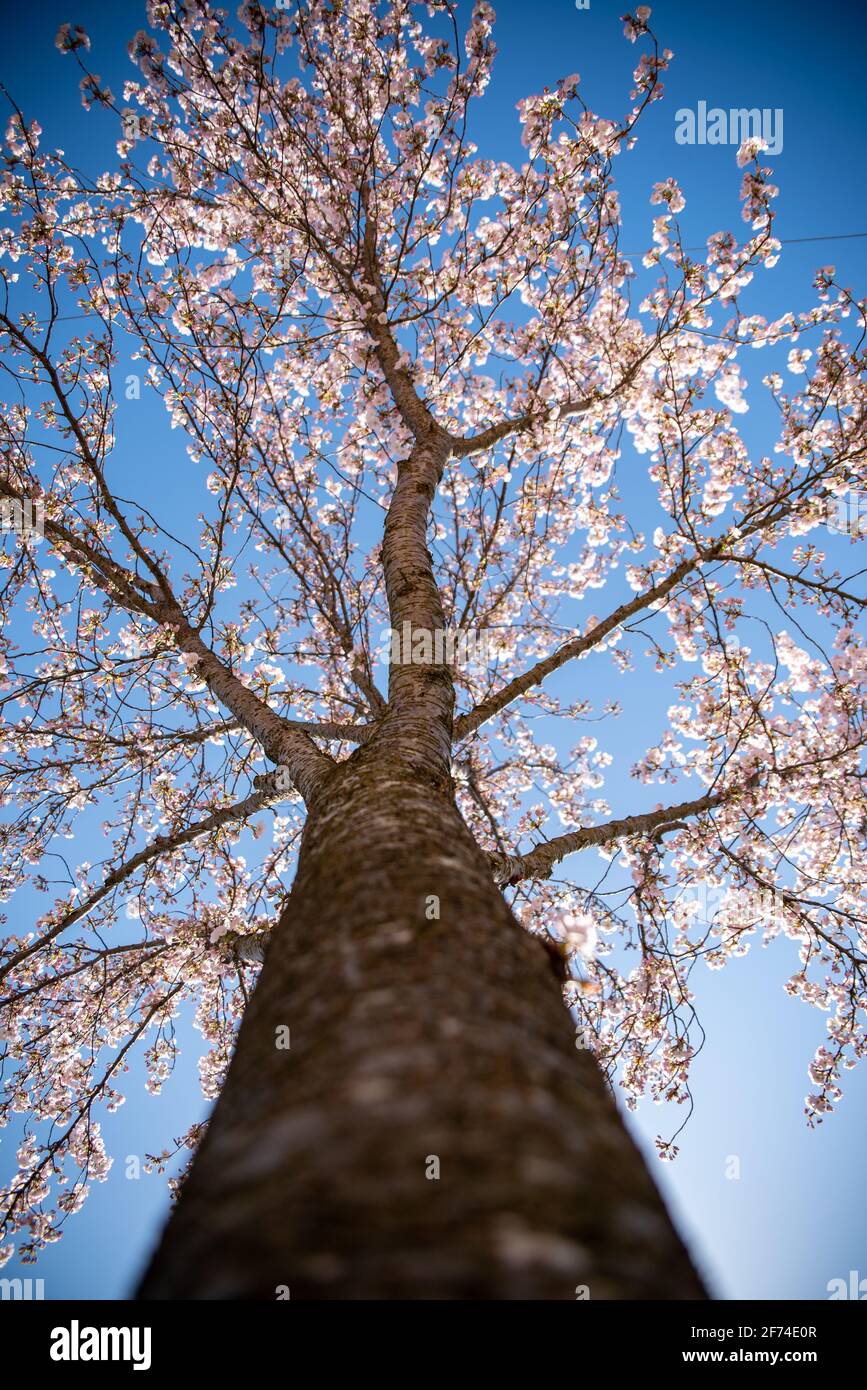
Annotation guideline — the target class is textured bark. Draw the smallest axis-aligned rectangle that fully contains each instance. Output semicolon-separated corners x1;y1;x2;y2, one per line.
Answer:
137;746;707;1300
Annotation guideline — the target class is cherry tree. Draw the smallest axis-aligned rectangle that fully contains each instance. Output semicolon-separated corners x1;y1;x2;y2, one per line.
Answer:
0;0;864;1299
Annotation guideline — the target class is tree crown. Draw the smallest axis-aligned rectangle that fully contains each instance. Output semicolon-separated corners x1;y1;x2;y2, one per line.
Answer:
1;0;865;1263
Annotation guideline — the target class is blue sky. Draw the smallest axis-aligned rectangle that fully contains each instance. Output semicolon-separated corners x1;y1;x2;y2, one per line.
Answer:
1;0;865;1300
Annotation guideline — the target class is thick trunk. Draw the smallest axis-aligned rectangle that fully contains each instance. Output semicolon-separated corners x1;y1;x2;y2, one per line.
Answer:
137;751;706;1299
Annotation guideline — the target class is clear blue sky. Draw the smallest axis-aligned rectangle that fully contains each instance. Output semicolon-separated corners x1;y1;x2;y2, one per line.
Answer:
1;0;865;1300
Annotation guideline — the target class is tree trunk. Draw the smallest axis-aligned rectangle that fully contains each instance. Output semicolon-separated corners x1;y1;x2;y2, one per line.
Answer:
137;748;707;1300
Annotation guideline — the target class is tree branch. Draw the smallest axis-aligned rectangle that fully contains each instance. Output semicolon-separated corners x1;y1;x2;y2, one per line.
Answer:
455;552;700;739
0;778;284;989
488;785;731;885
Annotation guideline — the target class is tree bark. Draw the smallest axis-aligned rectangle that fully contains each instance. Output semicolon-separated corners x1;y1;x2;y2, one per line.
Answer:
137;747;707;1300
